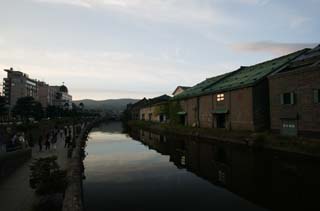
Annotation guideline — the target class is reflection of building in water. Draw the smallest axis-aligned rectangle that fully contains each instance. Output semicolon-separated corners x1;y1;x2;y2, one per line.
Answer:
131;128;320;211
138;130;170;156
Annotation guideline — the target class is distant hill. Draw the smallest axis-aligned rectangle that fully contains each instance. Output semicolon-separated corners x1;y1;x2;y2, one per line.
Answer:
73;98;139;112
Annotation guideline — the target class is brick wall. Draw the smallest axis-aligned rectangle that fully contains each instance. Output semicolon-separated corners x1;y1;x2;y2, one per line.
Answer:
230;88;254;131
199;95;214;128
179;98;198;126
269;66;320;136
139;105;162;122
252;79;270;131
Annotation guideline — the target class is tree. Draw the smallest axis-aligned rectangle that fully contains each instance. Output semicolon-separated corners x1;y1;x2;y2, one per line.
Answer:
12;97;43;121
79;102;84;110
63;102;69;110
46;105;63;118
0;96;9;119
29;156;67;210
29;156;67;195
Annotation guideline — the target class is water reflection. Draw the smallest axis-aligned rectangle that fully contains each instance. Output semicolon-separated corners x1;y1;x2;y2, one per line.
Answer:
84;122;266;211
129;127;320;211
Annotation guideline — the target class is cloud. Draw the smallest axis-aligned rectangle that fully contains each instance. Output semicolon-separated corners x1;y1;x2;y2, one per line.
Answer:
34;0;92;8
0;47;213;99
235;0;270;5
231;41;318;55
32;0;230;26
0;37;4;45
290;16;311;29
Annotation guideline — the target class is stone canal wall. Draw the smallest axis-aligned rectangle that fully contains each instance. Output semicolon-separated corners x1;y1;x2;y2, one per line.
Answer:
62;119;101;211
128;120;320;158
62;124;86;211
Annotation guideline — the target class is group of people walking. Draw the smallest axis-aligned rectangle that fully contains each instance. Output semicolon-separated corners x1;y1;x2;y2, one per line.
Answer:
38;125;75;152
0;123;84;153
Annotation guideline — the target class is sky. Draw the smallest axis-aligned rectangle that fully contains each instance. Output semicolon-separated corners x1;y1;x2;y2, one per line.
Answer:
0;0;319;100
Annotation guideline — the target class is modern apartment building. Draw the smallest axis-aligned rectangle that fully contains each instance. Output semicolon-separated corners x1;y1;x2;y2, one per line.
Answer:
38;81;56;108
3;68;38;107
2;68;73;109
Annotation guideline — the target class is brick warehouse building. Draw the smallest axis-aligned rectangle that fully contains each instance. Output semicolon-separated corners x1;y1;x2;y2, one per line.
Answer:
269;45;320;137
173;49;308;131
127;98;148;120
140;95;171;122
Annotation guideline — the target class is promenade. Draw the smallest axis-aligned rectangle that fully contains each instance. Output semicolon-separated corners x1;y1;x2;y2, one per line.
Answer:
0;139;69;211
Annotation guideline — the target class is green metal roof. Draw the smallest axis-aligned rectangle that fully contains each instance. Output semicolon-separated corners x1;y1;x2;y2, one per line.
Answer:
204;49;307;93
173;73;230;100
173;49;308;100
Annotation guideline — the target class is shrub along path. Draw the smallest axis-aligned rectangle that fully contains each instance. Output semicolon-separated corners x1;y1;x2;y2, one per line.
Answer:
0;139;69;211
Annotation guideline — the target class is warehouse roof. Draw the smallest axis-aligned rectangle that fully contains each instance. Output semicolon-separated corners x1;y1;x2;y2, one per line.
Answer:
173;48;308;100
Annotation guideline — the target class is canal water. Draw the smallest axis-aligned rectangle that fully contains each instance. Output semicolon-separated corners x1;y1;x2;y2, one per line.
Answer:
83;122;320;211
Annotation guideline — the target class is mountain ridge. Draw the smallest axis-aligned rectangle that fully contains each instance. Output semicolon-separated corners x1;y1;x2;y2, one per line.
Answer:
73;98;139;111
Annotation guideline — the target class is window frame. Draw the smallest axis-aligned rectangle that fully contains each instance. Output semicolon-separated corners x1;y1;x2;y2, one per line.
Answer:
280;92;295;105
217;93;225;102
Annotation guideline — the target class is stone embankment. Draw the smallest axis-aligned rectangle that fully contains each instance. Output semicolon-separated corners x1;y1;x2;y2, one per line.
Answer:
128;120;320;157
62;119;100;211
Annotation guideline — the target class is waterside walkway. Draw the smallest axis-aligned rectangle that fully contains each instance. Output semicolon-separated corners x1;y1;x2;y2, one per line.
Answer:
0;138;70;211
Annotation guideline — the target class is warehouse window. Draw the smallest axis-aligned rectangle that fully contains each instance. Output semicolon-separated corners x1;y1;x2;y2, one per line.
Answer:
217;93;225;102
281;92;295;105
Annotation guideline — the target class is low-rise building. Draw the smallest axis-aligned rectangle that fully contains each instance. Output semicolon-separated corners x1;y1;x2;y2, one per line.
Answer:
51;85;72;109
127;98;148;120
172;86;190;96
140;95;171;122
173;49;308;131
269;45;320;137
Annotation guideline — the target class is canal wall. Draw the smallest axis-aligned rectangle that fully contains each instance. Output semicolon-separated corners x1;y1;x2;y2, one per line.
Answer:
0;148;32;179
127;120;320;157
62;119;102;211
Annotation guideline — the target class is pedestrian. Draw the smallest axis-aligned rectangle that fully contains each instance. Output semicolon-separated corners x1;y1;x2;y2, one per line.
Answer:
66;135;72;148
18;132;26;148
28;133;34;148
52;131;57;150
64;126;68;137
0;132;5;153
11;134;17;145
45;133;51;150
38;135;43;152
69;125;73;140
64;134;69;148
60;129;65;143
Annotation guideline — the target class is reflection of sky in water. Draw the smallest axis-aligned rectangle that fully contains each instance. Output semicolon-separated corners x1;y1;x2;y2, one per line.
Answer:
83;122;266;211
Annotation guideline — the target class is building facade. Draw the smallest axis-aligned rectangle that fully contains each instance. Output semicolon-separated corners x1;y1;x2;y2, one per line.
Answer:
3;68;38;107
172;86;190;96
127;98;148;120
173;49;308;131
2;68;73;110
38;81;56;108
51;85;72;109
139;95;171;123
269;45;320;137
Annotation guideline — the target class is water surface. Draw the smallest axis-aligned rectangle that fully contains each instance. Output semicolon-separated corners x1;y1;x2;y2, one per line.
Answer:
83;122;320;211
